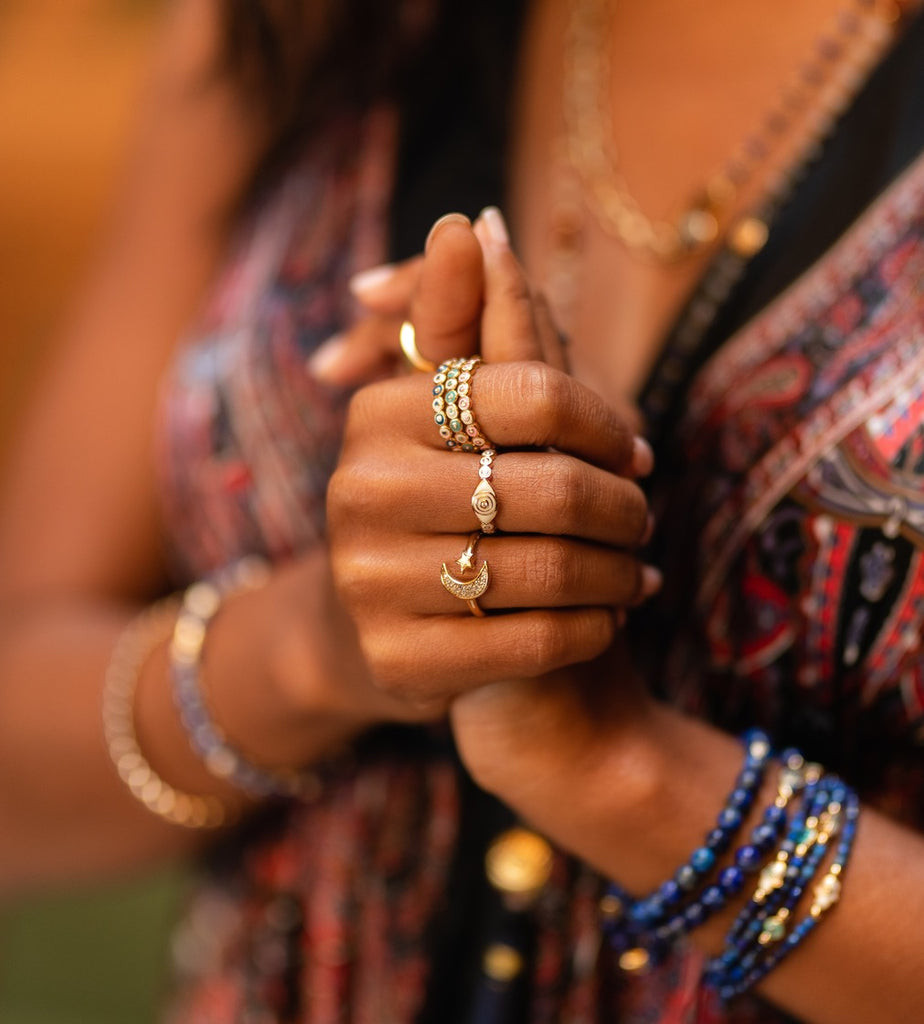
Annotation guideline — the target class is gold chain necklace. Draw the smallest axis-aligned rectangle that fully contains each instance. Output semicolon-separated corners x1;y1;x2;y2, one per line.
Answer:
557;0;914;267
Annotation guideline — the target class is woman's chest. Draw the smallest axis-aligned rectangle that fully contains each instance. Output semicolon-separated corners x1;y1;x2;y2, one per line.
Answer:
506;0;880;406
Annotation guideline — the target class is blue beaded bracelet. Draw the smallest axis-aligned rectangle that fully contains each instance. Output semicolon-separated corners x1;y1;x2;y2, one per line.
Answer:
600;729;774;969
706;781;858;1002
170;558;324;801
601;741;812;970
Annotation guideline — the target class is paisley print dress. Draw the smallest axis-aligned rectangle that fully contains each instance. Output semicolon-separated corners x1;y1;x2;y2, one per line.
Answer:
158;12;924;1023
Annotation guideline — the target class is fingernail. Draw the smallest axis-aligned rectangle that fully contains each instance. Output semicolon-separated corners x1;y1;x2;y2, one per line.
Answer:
640;513;655;546
307;334;348;382
349;263;397;296
480;206;509;248
631;436;655;477
640;565;663;599
425;212;471;252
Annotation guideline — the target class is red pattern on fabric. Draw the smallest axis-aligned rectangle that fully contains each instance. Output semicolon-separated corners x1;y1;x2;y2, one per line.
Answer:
157;95;924;1023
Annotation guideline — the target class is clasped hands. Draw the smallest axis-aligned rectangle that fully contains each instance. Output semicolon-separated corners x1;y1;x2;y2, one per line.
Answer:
324;209;665;843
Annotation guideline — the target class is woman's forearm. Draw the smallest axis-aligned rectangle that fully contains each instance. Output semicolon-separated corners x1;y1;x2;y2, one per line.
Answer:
453;682;924;1024
0;551;385;893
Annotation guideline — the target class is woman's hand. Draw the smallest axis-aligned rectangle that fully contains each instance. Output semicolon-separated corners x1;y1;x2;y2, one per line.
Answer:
327;212;655;720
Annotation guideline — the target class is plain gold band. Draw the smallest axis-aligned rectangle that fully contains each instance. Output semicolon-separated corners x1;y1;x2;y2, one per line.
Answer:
400;320;437;373
467;599;486;617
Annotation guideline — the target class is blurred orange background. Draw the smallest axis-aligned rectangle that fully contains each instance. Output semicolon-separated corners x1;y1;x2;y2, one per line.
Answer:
0;6;182;1022
0;0;166;458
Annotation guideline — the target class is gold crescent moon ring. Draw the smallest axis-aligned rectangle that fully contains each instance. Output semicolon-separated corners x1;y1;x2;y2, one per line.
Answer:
440;542;489;617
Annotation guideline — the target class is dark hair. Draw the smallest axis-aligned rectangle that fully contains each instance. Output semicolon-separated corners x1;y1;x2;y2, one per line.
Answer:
222;0;436;203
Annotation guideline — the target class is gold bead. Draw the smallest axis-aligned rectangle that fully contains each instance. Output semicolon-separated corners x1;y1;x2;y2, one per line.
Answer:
172;614;207;661
485;828;554;901
728;216;769;257
679;208;719;247
184;581;221;620
599;892;625;923
482;943;524;983
618;947;650;973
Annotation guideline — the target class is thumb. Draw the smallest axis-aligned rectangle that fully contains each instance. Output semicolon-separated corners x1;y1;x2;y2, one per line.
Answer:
472;206;545;364
408;213;484;367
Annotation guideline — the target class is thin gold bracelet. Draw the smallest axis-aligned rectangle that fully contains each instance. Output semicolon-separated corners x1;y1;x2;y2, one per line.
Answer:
102;597;232;829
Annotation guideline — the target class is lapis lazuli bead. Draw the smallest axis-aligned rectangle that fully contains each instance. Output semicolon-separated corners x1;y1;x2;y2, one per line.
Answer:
706;827;730;853
659;879;682;907
763;804;786;828
719;865;745;894
702;884;724;908
684;903;706;927
717;807;742;831
691;847;716;873
729;787;753;810
735;844;762;871
751;822;777;847
676;865;698;891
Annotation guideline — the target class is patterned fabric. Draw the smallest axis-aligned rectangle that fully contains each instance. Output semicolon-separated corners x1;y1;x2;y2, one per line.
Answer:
157;89;924;1024
657;152;924;803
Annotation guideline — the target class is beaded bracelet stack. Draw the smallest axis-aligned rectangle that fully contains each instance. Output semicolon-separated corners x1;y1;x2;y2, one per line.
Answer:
103;556;326;828
600;729;859;1003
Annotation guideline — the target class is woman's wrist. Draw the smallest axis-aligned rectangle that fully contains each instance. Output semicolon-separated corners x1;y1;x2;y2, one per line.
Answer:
189;553;380;773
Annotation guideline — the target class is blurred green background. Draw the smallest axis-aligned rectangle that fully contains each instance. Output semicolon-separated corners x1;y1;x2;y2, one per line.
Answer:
0;2;183;1021
0;870;186;1024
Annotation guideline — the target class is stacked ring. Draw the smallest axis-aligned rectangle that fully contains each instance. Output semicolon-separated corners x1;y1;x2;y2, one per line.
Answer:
432;357;494;452
440;532;489;616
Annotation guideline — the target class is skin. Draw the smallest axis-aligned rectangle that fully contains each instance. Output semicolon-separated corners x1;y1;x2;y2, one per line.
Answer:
1;1;923;1021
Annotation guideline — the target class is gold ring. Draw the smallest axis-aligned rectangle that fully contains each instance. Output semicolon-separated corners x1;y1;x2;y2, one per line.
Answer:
400;320;436;373
440;532;489;616
472;448;498;533
431;357;494;452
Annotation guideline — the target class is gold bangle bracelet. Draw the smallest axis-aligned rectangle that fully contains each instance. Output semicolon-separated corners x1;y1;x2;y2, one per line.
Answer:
102;597;232;829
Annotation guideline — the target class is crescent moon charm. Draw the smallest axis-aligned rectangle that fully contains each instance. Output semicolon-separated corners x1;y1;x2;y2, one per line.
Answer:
440;559;490;601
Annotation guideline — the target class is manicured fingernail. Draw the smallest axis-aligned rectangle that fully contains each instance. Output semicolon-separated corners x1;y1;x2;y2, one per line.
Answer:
480;206;509;248
640;513;655;546
307;334;347;382
631;436;655;477
349;263;397;296
425;212;471;251
640;565;663;599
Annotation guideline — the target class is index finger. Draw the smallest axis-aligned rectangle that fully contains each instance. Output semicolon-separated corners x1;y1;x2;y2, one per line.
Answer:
353;361;640;477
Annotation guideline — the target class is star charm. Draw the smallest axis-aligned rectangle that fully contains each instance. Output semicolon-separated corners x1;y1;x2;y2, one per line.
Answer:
457;547;474;573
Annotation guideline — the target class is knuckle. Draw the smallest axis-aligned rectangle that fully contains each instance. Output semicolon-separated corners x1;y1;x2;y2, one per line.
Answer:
520;612;569;674
365;626;446;709
329;548;371;610
615;481;649;542
364;632;415;695
544;459;586;534
513;362;559;430
325;465;352;523
522;609;616;674
537;537;571;603
343;384;378;441
328;457;402;527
